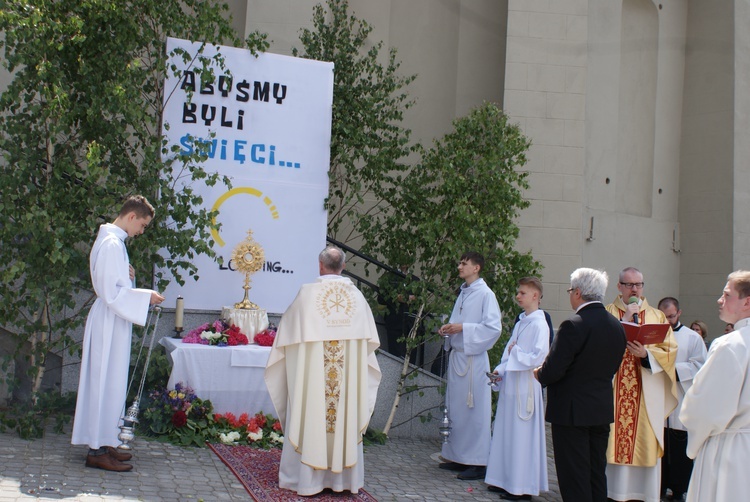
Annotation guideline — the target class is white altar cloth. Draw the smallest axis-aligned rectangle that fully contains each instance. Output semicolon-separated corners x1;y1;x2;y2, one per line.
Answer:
221;307;269;343
160;337;275;418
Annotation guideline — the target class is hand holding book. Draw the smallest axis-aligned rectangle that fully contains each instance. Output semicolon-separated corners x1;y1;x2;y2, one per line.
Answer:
621;321;669;345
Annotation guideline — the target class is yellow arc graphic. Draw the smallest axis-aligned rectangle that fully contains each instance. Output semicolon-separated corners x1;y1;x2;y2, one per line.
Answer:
211;187;279;247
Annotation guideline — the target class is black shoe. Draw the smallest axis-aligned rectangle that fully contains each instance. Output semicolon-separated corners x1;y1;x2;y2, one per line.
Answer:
488;485;510;495
500;493;531;501
457;465;486;480
438;461;466;471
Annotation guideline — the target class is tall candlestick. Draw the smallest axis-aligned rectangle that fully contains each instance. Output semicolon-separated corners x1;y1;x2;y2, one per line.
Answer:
175;296;184;330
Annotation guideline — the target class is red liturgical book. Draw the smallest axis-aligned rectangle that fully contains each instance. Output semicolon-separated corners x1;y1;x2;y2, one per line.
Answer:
621;322;670;345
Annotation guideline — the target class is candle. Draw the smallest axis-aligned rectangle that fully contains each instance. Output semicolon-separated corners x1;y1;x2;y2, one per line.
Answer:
175;296;184;330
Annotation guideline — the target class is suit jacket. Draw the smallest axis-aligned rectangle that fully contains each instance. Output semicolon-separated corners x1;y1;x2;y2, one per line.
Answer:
537;302;627;426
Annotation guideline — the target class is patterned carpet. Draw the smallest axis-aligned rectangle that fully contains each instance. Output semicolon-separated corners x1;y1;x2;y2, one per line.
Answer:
207;444;377;501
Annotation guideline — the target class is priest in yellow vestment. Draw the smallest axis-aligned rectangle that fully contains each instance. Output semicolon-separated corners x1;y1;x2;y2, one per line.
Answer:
265;246;382;496
605;267;678;502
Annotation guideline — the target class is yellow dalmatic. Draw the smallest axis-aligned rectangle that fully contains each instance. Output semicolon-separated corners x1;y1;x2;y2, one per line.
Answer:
605;296;678;467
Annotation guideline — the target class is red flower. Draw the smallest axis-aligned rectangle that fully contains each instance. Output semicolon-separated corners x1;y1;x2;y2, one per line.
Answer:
172;410;188;428
219;412;236;427
254;412;267;428
227;331;248;346
247;416;262;433
225;324;249;346
273;420;282;431
254;329;276;346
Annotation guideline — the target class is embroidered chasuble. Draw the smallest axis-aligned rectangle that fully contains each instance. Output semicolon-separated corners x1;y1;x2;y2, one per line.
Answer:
605;296;678;467
265;276;381;496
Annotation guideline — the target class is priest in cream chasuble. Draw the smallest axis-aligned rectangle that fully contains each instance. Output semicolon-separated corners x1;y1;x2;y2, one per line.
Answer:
604;268;678;502
265;251;381;497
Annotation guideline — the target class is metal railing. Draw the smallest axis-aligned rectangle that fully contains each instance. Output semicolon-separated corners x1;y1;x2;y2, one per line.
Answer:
325;236;409;292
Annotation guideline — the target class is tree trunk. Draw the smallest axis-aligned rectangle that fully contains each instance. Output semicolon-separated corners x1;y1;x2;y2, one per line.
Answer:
29;300;49;405
382;303;424;436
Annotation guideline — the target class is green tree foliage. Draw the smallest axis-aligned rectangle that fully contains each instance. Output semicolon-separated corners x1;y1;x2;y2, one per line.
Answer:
0;0;268;397
292;0;416;241
371;103;541;360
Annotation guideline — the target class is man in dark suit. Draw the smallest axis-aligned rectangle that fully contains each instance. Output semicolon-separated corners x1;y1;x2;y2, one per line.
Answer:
534;268;627;502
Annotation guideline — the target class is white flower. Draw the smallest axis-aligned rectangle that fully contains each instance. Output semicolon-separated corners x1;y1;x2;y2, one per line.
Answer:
200;330;223;342
248;430;264;442
219;431;241;444
269;432;283;444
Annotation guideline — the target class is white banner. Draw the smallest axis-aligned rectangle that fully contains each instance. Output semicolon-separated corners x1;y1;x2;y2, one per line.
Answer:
160;37;333;315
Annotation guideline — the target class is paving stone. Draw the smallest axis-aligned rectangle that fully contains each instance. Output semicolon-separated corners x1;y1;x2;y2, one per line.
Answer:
0;423;565;501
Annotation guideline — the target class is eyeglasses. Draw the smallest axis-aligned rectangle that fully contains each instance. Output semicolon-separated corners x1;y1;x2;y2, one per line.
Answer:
566;288;575;294
619;282;644;288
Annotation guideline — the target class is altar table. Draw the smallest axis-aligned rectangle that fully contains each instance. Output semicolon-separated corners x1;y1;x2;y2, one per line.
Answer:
160;337;276;418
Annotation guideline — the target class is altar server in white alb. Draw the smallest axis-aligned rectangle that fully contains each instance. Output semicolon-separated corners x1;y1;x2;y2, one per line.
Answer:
680;270;750;502
485;277;549;500
438;251;502;481
656;296;707;501
265;246;381;497
72;195;165;472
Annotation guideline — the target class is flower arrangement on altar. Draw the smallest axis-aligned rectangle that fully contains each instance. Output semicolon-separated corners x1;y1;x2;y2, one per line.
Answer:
254;324;277;347
182;319;249;346
139;382;283;448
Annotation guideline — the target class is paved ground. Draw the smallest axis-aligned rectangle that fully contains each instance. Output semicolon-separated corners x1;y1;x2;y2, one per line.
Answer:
0;423;562;501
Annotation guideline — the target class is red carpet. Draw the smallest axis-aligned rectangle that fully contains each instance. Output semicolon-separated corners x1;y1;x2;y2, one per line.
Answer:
207;444;378;502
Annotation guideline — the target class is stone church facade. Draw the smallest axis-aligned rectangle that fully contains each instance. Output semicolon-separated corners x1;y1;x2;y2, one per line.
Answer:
230;0;748;338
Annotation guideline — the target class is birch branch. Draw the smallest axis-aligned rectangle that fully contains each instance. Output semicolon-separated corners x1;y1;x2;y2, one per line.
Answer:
382;303;424;436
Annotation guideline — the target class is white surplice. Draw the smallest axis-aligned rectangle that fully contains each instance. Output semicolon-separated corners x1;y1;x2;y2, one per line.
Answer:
485;309;549;495
680;317;750;502
71;223;151;449
667;325;706;431
441;278;502;466
265;275;381;496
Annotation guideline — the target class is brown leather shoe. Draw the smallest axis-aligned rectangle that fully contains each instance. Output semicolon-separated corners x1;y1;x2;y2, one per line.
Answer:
106;446;132;462
85;453;133;472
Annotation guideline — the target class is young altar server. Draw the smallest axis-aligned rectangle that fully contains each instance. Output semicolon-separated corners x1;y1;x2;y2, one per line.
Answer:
485;277;550;500
437;251;502;481
265;245;381;496
680;270;750;502
71;195;165;471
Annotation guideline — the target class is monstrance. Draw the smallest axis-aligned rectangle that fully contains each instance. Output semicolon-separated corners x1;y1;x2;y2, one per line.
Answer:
231;229;265;309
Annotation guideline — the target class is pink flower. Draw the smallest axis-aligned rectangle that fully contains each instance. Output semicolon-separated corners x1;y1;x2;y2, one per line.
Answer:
186;323;210;339
182;332;208;344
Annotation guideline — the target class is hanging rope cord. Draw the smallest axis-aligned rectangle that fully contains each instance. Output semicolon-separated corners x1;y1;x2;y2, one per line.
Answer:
507;321;536;421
